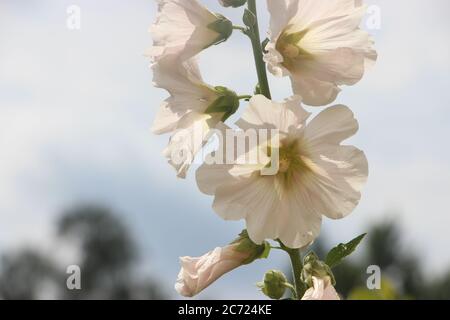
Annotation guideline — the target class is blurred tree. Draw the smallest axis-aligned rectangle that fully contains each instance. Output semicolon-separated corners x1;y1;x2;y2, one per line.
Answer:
0;204;166;300
0;250;61;299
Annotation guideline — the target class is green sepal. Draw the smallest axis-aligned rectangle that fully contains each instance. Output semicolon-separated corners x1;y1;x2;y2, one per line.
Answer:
325;233;367;269
207;14;233;47
254;83;262;95
232;230;271;265
301;251;336;287
220;0;247;8
204;86;239;122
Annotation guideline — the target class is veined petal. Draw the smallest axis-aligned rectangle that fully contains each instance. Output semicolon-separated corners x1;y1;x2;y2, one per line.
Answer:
164;112;220;178
304;145;368;219
236;95;310;133
276;172;322;248
212;174;279;226
305;105;358;146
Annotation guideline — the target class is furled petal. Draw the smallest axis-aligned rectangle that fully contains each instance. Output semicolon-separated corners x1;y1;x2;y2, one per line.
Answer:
301;276;340;300
175;244;251;297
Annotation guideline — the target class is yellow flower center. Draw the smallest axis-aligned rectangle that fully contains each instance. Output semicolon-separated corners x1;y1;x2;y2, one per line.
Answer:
276;29;313;70
266;139;312;190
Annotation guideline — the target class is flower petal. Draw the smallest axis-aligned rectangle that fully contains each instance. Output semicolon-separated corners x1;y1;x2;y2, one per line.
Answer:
304;145;368;219
305;105;358;146
150;0;218;61
290;76;341;106
236;95;310;133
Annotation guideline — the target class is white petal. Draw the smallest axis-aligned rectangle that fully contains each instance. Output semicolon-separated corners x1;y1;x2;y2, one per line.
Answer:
152;100;185;134
266;0;300;38
236;95;310;133
290;76;341;106
276;173;322;248
302;276;340;300
151;56;217;133
291;0;359;31
213;174;278;224
305;105;358;146
150;0;218;61
164;112;219;178
304;145;368;219
296;48;366;86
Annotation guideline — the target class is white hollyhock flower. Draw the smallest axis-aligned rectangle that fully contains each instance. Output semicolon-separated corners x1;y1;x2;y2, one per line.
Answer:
152;55;238;178
264;0;377;106
301;276;340;300
176;231;267;297
149;0;233;62
196;95;368;248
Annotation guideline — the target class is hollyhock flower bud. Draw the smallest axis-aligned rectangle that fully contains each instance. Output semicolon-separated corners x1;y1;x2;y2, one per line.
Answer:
175;231;269;297
301;252;335;288
219;0;247;8
257;270;288;300
301;276;340;300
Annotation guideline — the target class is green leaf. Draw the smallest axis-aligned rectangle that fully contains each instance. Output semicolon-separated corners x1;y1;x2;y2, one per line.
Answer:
325;233;367;268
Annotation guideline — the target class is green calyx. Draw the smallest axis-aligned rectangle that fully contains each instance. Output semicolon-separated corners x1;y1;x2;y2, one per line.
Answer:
301;252;336;287
231;230;271;265
207;14;233;47
204;86;240;121
219;0;247;8
257;270;289;300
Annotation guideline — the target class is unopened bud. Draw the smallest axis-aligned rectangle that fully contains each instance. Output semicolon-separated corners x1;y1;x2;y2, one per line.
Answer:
301;252;335;287
258;270;288;300
219;0;247;8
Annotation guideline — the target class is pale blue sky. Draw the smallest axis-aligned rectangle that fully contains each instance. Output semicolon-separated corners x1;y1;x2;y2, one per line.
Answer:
1;0;450;299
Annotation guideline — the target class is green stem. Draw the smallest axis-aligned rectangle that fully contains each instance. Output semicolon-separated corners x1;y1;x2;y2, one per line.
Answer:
284;283;297;298
279;240;306;299
237;95;252;100
232;25;247;32
246;0;271;99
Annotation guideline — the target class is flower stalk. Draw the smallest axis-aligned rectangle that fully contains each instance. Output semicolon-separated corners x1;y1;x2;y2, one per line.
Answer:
279;240;306;299
246;0;271;99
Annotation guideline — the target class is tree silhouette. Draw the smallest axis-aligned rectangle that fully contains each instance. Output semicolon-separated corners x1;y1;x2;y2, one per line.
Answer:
0;204;166;300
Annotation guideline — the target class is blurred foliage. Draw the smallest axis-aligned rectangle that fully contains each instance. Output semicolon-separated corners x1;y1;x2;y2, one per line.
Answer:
313;220;450;300
0;205;166;300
